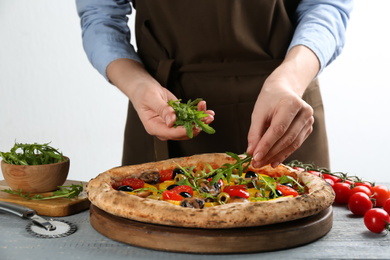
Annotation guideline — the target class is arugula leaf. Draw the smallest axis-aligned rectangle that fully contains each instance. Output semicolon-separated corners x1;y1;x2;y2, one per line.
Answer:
0;142;65;165
209;153;253;185
168;98;215;138
1;184;83;200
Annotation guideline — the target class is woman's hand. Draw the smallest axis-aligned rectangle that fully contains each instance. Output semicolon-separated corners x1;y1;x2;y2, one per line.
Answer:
247;46;320;168
107;58;214;141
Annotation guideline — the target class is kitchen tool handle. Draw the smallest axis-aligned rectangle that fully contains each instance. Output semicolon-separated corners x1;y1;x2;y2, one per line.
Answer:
0;201;37;218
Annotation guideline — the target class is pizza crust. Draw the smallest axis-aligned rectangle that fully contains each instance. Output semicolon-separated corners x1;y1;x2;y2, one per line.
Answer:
87;153;335;228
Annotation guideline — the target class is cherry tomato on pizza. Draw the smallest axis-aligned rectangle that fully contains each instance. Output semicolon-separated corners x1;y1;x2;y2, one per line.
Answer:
162;190;184;201
223;185;250;199
207;177;224;187
121;178;145;190
159;169;174;182
223;185;247;193
276;184;298;197
364;208;390;233
170;185;194;196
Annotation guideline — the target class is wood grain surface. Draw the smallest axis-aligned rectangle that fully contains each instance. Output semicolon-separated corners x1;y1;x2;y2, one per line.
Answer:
0;180;90;216
89;204;333;253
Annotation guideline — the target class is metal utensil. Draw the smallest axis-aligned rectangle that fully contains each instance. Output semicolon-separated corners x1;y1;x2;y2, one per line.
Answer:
0;201;77;238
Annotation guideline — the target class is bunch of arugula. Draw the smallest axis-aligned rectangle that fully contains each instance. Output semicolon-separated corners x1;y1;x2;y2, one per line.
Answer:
2;184;83;200
168;98;215;138
0;142;65;165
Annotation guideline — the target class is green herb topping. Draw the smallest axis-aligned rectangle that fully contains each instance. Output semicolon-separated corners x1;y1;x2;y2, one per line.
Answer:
0;142;65;165
168;98;216;138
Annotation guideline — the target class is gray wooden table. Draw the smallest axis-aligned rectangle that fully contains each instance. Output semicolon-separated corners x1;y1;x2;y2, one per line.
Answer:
1;201;389;260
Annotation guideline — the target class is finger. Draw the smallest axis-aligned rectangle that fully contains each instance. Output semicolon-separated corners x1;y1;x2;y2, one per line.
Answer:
251;99;312;165
253;114;313;168
249;104;297;161
246;107;269;155
197;101;215;124
155;124;202;141
267;124;313;168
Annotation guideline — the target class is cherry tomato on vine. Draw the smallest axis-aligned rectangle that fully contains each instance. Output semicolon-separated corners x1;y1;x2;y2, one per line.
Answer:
364;208;390;233
383;199;390;215
322;173;341;184
324;178;335;187
371;185;390;207
350;185;372;197
121;178;145;190
343;179;354;186
354;181;373;190
348;192;372;216
308;170;321;177
333;182;351;204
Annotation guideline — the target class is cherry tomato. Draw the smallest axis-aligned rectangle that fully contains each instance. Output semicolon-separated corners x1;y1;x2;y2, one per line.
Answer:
348;192;372;216
162;190;183;201
159;169;173;182
354;181;373;190
383;199;390;215
333;182;351;204
223;185;247;193
324;178;335;187
308;170;321;177
350;185;372;197
371;185;390;207
343;179;354;186
364;208;390;233
322;173;341;183
207;178;224;187
121;178;145;190
276;184;298;197
225;188;250;199
170;185;194;196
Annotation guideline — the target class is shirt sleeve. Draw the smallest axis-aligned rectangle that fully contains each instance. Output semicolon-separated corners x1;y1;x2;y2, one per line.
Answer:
76;0;141;81
288;0;354;75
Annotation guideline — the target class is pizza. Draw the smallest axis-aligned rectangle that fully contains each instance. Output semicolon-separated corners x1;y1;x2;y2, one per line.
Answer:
86;153;335;229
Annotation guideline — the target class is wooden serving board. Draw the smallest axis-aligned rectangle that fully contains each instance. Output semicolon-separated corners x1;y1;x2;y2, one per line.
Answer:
0;180;90;217
90;204;333;254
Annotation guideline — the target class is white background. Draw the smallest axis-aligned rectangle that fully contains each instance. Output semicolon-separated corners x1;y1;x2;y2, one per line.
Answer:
0;1;389;183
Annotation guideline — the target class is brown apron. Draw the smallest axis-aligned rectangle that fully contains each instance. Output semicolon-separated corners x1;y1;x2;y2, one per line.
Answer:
123;0;330;168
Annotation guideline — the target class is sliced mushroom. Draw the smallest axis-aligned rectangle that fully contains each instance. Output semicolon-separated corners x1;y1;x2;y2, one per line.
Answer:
199;182;221;196
180;197;205;209
139;171;160;184
135;190;153;198
228;196;250;204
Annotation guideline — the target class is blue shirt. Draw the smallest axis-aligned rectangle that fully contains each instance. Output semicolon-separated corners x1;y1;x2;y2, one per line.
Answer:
76;0;353;81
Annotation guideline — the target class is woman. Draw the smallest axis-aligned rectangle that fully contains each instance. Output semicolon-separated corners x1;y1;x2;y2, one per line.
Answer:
76;0;353;168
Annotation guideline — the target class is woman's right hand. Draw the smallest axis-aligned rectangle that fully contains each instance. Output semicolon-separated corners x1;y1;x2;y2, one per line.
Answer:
106;58;214;141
